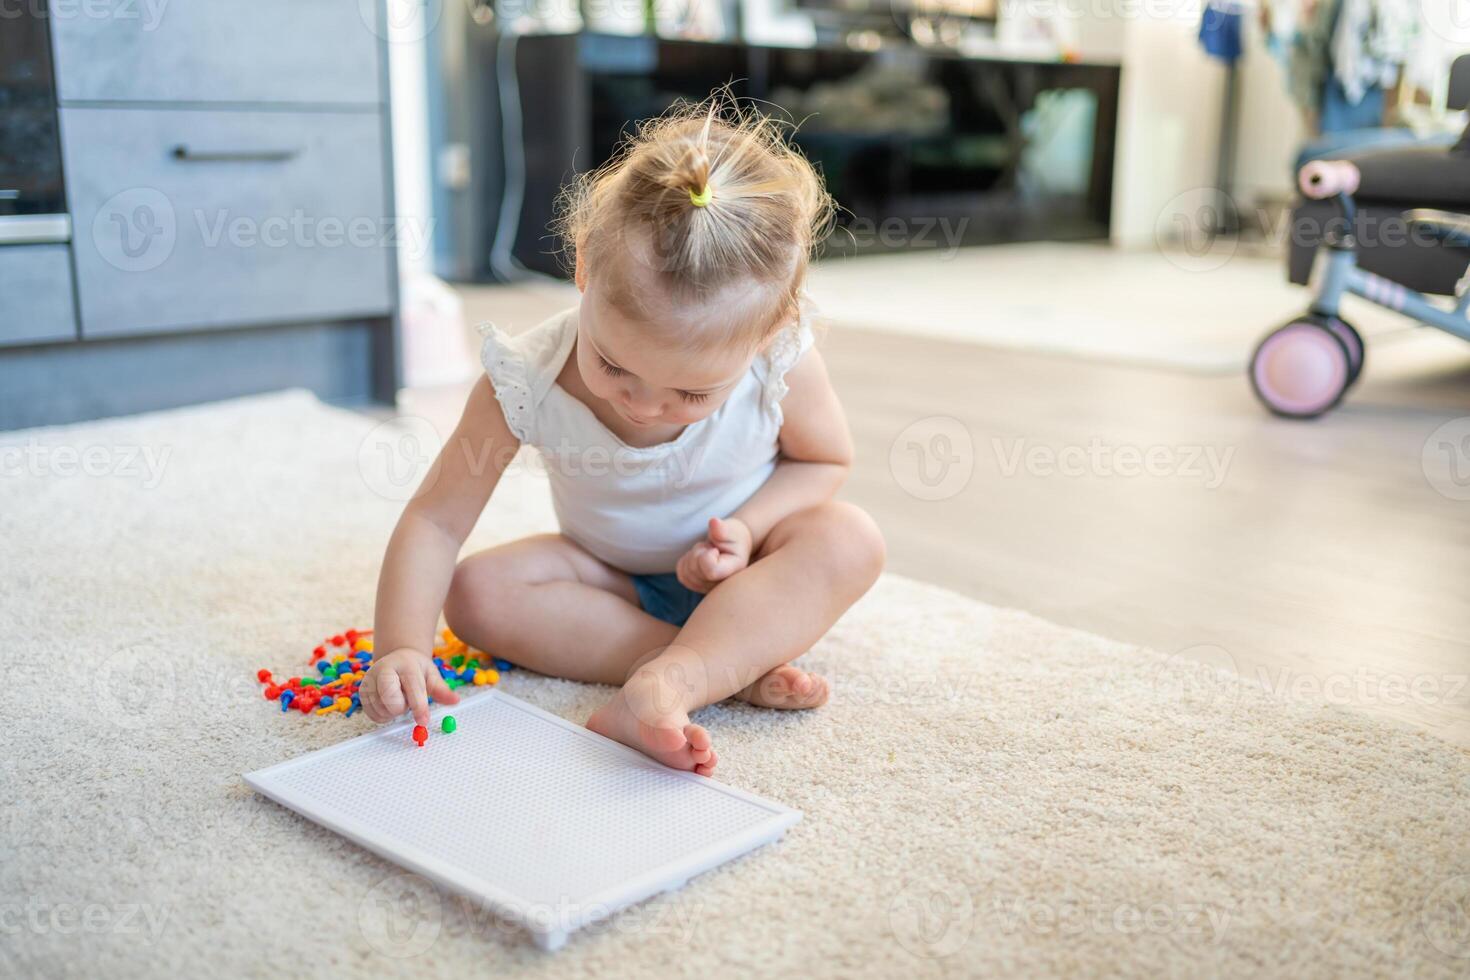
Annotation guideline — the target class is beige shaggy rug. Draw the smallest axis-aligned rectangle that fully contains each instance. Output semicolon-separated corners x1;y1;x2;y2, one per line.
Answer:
2;391;1468;978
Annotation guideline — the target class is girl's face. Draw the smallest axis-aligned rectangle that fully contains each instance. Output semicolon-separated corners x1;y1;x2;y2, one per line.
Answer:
576;282;761;429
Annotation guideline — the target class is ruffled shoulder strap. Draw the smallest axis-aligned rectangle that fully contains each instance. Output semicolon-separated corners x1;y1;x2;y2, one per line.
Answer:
754;293;819;427
477;308;577;445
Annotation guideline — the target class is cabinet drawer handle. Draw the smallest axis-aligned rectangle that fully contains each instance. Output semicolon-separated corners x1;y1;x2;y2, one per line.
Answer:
171;145;301;163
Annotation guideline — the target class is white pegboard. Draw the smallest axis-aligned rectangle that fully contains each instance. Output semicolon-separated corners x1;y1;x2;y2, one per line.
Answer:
245;689;799;950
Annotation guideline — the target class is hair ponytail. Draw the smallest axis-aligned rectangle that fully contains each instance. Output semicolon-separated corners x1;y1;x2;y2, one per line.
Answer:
662;111;714;208
556;92;834;349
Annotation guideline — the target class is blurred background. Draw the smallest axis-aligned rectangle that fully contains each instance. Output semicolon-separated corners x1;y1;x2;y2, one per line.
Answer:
2;0;1467;744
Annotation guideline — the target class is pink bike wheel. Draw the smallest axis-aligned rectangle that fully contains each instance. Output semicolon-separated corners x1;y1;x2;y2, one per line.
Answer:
1321;316;1364;384
1249;320;1352;419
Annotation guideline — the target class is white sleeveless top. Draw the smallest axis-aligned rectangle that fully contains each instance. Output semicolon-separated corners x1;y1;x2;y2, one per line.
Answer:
479;304;814;575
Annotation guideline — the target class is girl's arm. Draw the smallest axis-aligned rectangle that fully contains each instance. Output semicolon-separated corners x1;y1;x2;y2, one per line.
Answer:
361;378;520;725
679;348;851;590
731;347;853;548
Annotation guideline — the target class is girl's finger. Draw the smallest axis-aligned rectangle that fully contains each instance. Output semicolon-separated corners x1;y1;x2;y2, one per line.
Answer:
376;669;406;718
678;552;709;593
678;565;705;594
425;664;460;706
677;549;703;589
359;679;382;721
400;666;430;727
708;516;736;546
708;551;744;580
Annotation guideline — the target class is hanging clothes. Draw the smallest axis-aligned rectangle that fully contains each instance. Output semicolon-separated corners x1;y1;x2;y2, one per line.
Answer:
1320;75;1386;131
1199;0;1245;63
1265;0;1413;132
1330;0;1416;104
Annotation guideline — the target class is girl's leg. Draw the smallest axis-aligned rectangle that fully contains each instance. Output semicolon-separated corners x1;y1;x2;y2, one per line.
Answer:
587;502;885;772
443;534;676;685
444;534;827;711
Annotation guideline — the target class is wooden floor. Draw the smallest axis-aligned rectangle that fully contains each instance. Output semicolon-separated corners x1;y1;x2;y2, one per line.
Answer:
428;279;1470;749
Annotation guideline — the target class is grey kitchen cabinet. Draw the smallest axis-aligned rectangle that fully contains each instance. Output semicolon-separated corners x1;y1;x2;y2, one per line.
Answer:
0;0;400;429
0;244;78;346
48;1;383;106
63;107;393;338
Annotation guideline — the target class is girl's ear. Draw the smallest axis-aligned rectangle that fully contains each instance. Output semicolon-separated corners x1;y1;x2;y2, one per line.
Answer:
573;244;587;293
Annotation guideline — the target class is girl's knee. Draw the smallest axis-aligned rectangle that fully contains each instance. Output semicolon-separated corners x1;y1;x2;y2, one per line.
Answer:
826;502;886;583
442;561;478;638
782;501;886;584
444;555;510;639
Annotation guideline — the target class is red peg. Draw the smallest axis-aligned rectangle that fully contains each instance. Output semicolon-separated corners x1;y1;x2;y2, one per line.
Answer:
412;725;428;748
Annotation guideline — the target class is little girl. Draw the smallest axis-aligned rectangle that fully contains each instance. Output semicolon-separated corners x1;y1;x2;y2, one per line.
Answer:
360;98;885;775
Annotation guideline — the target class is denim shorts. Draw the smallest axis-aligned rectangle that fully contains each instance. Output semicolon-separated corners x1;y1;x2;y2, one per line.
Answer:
631;572;705;627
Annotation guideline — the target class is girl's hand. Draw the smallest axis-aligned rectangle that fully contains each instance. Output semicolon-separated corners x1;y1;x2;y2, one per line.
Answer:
359;647;459;726
676;516;753;594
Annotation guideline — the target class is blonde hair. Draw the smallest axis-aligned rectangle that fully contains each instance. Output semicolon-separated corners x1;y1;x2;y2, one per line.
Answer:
556;93;834;351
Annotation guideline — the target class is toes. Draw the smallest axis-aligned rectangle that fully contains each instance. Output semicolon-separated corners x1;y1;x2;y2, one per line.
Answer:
694;750;718;777
638;721;688;752
684;724;711;752
682;725;713;764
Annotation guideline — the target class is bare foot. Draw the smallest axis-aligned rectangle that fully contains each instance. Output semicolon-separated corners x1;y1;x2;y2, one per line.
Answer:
587;670;718;776
735;664;830;710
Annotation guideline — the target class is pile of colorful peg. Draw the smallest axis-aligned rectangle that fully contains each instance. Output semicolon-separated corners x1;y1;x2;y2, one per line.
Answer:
256;627;514;718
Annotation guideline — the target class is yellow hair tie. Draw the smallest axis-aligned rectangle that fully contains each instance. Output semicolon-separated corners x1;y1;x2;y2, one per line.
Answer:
689;184;712;208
